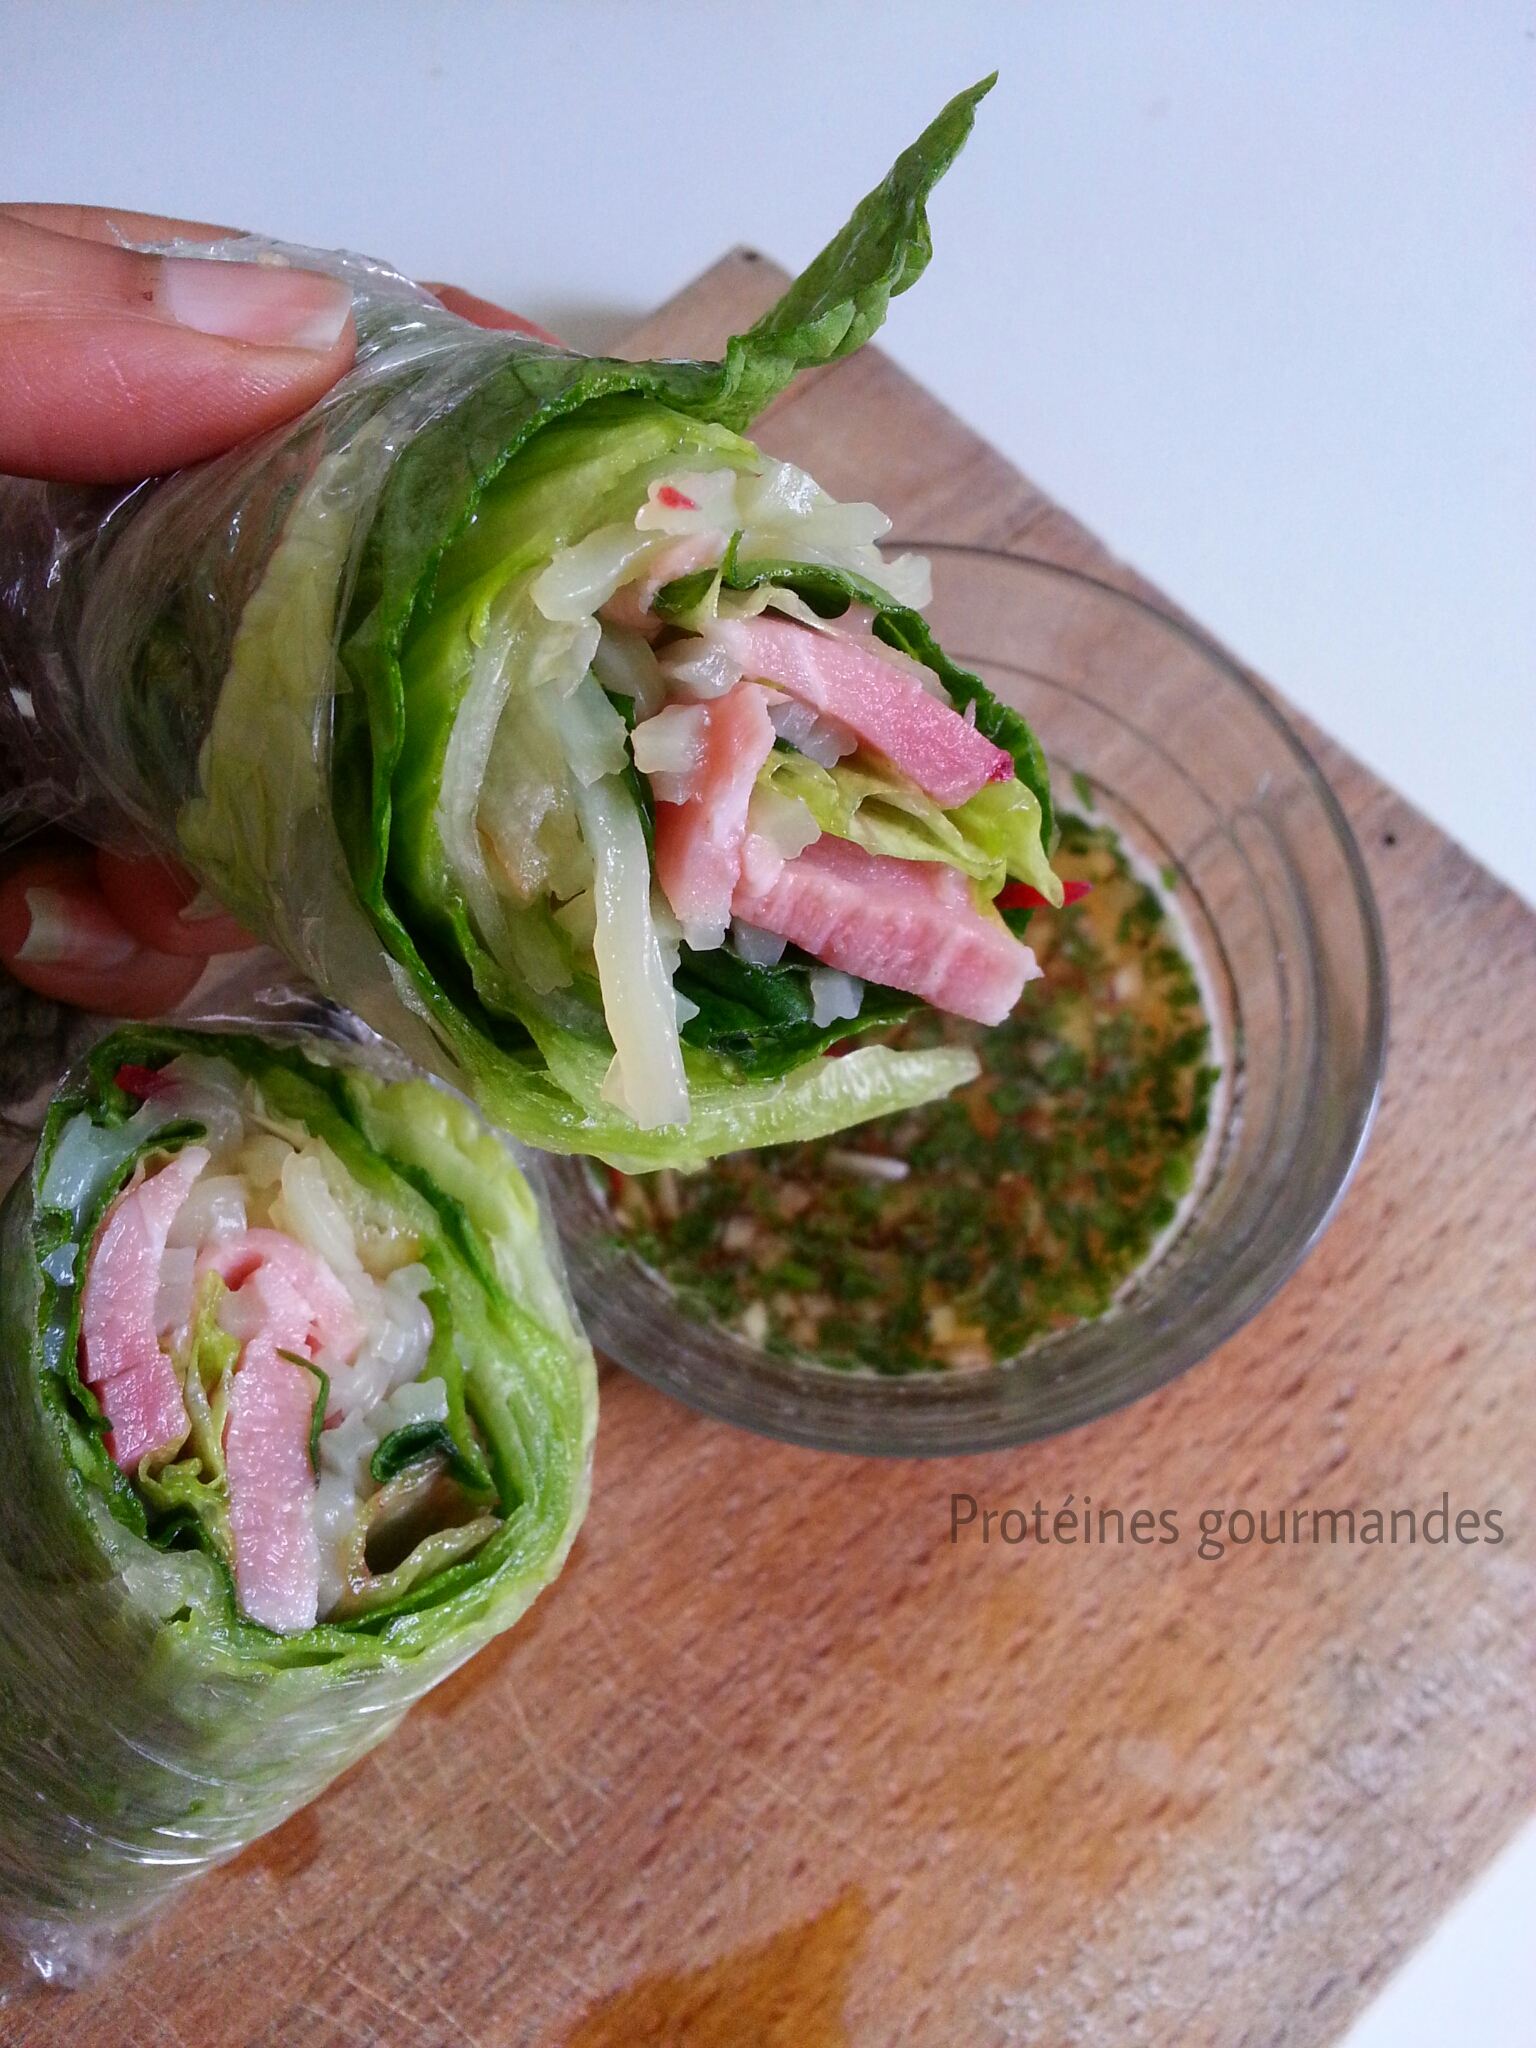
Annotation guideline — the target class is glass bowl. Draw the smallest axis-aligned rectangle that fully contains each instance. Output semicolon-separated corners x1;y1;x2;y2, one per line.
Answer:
544;550;1389;1454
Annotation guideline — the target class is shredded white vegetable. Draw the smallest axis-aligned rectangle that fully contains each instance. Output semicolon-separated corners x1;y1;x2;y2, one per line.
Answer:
767;697;858;767
731;920;789;967
478;678;591;945
745;782;821;863
464;593;603;991
154;1248;197;1338
593;623;667;719
555;669;630;787
733;456;932;607
569;770;691;1130
810;968;865;1027
634;470;740;535
532;526;669;622
657;638;743;701
631;703;708;804
165;1174;247;1251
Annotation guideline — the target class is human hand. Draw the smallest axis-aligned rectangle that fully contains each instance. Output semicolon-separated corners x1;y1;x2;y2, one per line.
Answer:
0;209;547;1017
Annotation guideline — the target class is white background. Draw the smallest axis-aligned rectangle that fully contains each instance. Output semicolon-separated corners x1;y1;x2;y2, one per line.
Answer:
3;4;1532;2037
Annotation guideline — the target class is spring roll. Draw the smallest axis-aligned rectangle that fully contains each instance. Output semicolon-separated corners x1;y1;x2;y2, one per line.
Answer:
0;76;1060;1168
0;1025;595;1974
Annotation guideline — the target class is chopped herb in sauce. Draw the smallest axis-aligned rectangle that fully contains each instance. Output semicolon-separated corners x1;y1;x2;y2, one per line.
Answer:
602;816;1219;1374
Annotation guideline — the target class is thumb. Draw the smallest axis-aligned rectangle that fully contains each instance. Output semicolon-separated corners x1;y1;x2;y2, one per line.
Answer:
0;211;355;482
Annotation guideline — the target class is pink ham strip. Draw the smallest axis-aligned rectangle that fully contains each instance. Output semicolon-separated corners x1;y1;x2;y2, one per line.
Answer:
80;1147;208;1471
224;1340;325;1634
195;1229;366;1634
196;1230;364;1364
733;832;1040;1028
92;1358;192;1479
710;615;1013;808
651;682;777;940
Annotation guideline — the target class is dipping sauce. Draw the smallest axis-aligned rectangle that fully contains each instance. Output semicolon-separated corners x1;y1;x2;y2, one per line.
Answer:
603;814;1219;1373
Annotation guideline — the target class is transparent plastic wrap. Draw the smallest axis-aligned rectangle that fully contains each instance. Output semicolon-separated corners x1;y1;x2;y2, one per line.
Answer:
0;1005;597;1986
0;79;1062;1170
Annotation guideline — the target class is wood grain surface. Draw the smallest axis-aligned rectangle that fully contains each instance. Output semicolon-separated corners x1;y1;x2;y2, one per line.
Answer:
6;256;1534;2048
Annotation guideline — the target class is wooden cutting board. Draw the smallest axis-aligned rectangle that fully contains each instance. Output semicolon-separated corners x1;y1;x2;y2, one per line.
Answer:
12;257;1536;2048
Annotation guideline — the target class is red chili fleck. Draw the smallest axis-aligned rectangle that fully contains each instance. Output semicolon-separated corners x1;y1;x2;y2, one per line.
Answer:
114;1063;173;1099
997;879;1093;911
656;485;699;512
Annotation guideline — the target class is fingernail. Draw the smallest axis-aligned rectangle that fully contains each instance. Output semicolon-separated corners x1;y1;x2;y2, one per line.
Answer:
15;886;138;967
159;256;352;350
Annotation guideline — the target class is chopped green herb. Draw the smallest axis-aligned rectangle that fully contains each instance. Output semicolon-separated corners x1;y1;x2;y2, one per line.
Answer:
604;816;1216;1372
279;1353;329;1478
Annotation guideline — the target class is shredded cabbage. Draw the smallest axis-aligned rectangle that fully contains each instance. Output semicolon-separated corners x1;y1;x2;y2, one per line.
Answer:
631;703;708;803
810;968;865;1027
570;770;690;1130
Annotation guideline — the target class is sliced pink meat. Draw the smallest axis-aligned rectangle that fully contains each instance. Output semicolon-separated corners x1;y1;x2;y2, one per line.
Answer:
80;1146;361;1633
711;616;1013;808
193;1226;364;1633
732;832;1041;1027
80;1146;208;1470
651;681;777;943
223;1338;323;1634
196;1229;364;1363
97;1358;195;1478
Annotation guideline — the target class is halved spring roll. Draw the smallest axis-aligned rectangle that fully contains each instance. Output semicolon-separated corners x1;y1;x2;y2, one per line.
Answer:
0;1024;595;1975
0;76;1057;1169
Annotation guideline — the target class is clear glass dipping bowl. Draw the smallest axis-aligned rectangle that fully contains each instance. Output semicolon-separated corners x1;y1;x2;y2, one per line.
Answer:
544;550;1389;1455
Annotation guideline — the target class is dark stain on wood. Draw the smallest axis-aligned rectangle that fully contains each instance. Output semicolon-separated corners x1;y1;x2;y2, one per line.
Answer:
559;1888;872;2048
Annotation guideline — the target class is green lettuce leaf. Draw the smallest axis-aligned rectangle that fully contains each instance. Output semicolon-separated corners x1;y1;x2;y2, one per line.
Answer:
757;745;1056;905
674;942;919;1079
707;73;996;430
371;1417;478;1488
